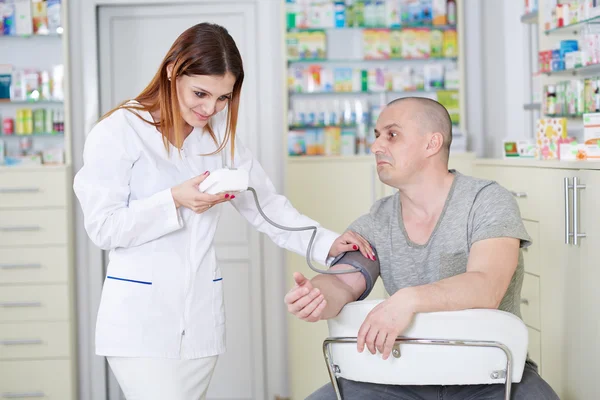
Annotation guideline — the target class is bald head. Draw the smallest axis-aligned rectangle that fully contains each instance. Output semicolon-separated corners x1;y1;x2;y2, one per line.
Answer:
387;97;453;158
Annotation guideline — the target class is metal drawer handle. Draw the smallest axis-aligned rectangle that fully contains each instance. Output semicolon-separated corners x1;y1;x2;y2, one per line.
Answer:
0;339;43;346
564;177;572;244
0;264;42;270
0;302;42;308
2;393;45;398
520;298;529;305
573;176;586;246
510;191;528;198
0;226;41;232
0;188;40;194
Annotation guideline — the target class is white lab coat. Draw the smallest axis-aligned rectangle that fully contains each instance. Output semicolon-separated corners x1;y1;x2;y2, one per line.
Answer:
73;103;338;359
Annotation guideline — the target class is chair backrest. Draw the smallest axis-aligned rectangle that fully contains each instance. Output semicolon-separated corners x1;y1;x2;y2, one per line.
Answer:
326;300;529;386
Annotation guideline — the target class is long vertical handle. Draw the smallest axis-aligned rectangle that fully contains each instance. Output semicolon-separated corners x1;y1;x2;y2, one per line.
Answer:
573;176;587;246
564;177;571;245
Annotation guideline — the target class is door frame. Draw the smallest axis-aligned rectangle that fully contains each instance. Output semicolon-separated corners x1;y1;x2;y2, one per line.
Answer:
68;1;288;399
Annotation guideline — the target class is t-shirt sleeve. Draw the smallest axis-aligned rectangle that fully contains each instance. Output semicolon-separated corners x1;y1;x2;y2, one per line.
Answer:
470;183;532;248
347;213;376;245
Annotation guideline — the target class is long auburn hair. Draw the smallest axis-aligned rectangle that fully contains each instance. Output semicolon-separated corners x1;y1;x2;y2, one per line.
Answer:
101;23;244;162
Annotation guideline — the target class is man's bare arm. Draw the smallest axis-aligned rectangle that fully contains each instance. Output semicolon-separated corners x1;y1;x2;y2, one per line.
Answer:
398;237;520;313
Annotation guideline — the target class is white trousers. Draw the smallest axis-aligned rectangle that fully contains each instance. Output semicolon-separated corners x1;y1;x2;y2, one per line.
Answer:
107;355;218;400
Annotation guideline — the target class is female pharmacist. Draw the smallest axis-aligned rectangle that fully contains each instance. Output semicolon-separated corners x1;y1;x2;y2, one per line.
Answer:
73;23;374;400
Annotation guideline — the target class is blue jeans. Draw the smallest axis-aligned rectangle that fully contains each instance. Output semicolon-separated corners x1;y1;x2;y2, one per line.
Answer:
306;361;559;400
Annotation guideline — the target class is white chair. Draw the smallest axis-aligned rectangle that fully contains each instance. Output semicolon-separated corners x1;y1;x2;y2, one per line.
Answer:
323;300;529;400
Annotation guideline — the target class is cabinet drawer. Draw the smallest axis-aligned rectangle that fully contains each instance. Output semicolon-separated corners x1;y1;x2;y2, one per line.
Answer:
0;170;67;209
520;273;541;330
0;247;69;285
0;359;73;400
0;321;71;360
528;326;542;374
0;285;69;322
475;166;538;221
522;220;540;276
0;210;68;247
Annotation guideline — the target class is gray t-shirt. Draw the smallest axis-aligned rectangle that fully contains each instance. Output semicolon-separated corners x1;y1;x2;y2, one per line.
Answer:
347;170;531;319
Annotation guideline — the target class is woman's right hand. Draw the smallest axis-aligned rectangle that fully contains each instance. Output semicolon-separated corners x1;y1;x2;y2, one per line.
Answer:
171;171;234;213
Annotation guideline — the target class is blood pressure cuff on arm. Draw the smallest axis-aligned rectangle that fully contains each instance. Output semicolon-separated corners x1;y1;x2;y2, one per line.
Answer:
330;246;380;301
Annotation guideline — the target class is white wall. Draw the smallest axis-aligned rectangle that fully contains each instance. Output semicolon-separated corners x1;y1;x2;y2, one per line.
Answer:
472;0;529;158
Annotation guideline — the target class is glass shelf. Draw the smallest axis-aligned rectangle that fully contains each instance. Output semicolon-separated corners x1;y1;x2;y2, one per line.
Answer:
523;103;541;111
289;124;358;130
545;114;583;118
542;63;600;78
1;133;64;137
288;57;458;64
0;100;64;105
544;15;600;35
289;89;445;96
287;25;457;33
521;11;538;24
0;32;62;39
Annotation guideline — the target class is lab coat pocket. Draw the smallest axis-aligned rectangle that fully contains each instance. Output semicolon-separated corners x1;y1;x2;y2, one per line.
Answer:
100;263;154;329
212;269;225;327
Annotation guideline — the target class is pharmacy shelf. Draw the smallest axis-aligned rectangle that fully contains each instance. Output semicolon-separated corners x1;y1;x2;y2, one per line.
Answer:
0;100;64;105
287;154;373;163
521;11;539;24
288;57;458;64
545;114;583;119
541;63;600;78
289;124;358;130
1;133;64;137
288;25;457;32
0;32;62;39
544;15;600;35
288;89;446;96
523;103;541;111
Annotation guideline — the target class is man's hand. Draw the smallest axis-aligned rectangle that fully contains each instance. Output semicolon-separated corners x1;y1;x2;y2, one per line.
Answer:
284;272;327;322
328;231;375;260
357;290;415;360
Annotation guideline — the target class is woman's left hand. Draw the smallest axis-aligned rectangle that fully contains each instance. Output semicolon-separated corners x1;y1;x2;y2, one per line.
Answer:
328;231;375;261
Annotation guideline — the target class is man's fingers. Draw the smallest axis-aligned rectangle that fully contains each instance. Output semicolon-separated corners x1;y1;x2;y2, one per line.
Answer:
297;294;325;319
375;330;388;354
284;286;309;305
307;298;327;321
365;326;379;355
357;322;370;353
293;272;308;287
289;288;321;313
381;332;397;360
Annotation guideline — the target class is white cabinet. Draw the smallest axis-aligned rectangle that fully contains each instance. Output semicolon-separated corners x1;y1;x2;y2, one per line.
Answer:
0;166;76;400
472;161;600;400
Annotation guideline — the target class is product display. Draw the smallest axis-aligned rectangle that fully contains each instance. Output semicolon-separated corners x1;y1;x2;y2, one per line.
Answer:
1;0;66;166
542;76;600;117
542;0;600;32
288;63;456;93
286;0;458;30
286;0;462;157
0;0;63;36
0;64;65;102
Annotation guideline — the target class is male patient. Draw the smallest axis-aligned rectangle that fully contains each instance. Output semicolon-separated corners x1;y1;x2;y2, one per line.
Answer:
285;97;559;399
